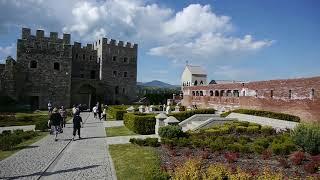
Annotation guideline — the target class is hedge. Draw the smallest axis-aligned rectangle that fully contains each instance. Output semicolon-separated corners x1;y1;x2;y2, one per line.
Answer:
107;105;129;120
169;109;216;122
0;113;48;130
220;109;300;122
123;113;156;134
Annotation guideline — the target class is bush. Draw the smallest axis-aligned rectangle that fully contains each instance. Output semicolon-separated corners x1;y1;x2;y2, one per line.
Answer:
176;137;191;147
224;152;239;163
271;134;296;155
35;120;49;131
235;126;247;133
291;123;320;155
169;109;216;121
173;158;202;180
124;113;156;134
261;126;275;135
0;130;38;151
158;125;185;139
129;138;160;147
289;151;305;165
220;111;231;118
252;144;265;154
231;109;300;122
107;105;129;120
254;137;271;149
247;126;260;134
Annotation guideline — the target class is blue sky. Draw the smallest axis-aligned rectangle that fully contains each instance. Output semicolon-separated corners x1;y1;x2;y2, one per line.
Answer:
0;0;319;85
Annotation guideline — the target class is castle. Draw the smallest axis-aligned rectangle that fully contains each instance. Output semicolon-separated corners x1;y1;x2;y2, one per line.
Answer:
0;28;138;109
181;65;320;122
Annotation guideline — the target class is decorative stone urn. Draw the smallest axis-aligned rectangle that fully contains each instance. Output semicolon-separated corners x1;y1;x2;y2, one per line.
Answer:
155;113;168;135
126;106;135;113
166;105;171;115
175;105;180;112
138;105;145;113
164;116;179;126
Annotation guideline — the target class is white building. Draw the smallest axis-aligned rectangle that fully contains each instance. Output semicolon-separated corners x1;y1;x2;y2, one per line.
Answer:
181;65;207;87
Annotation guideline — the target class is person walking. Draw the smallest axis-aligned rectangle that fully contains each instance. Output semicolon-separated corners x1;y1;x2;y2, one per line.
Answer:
97;102;102;120
48;101;52;113
72;111;83;141
92;105;98;119
59;106;67;128
50;107;62;141
102;105;107;121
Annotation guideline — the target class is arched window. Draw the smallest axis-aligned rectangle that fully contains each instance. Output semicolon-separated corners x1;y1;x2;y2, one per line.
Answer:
220;90;225;97
227;90;232;97
311;89;315;99
271;90;274;98
289;90;292;99
196;91;199;96
215;90;219;97
115;86;119;95
123;57;128;63
194;80;198;86
210;90;214;96
30;61;37;68
200;91;203;96
192;91;195;96
83;54;85;60
124;72;128;77
112;56;117;61
233;90;239;97
54;62;60;70
113;71;117;77
200;80;203;85
122;87;126;94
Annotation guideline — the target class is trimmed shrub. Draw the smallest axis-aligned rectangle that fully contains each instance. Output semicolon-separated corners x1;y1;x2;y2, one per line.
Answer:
124;113;156;134
158;125;185;139
107;105;129;120
129;138;160;147
169;109;216;121
291;123;320;155
252;144;265;154
271;134;296;155
235;126;247;133
247;126;260;134
0;130;38;150
254;137;271;149
176;137;190;147
220;111;232;118
261;126;275;135
231;109;300;122
35;120;49;131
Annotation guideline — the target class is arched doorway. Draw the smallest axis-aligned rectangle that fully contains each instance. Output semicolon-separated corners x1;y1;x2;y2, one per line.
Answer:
72;84;96;110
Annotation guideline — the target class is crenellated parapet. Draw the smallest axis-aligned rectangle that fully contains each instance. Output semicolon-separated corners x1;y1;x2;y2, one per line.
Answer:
94;37;137;49
20;28;71;45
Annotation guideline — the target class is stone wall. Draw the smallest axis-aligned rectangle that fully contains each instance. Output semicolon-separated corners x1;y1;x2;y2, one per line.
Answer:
182;76;320;122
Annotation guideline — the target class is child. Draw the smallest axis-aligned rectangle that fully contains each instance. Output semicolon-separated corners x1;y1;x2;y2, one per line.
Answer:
93;105;98;119
102;105;107;121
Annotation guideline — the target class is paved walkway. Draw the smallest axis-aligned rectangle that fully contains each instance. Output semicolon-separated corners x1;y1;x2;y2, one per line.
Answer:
0;112;116;180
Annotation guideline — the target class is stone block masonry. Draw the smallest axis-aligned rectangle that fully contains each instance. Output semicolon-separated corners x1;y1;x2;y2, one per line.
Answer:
0;27;138;109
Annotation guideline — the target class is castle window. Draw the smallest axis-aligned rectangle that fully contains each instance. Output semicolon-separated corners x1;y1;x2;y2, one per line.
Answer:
54;62;60;70
99;40;100;45
227;90;232;97
233;90;239;97
200;91;203;96
115;86;119;95
124;72;127;78
289;90;292;99
90;55;92;60
194;80;198;86
271;90;274;98
196;91;199;96
83;54;85;60
210;90;213;96
311;89;315;99
200;81;203;85
113;71;117;77
30;61;37;68
90;70;96;79
255;90;258;97
220;90;225;96
75;54;78;59
122;88;126;94
192;91;195;96
123;57;128;63
112;56;117;61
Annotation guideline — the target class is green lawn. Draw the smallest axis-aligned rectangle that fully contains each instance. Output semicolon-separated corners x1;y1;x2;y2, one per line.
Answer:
109;144;168;180
0;132;48;160
105;126;137;137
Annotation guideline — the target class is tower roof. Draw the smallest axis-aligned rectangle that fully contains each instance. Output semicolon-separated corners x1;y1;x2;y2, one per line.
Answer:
186;65;206;75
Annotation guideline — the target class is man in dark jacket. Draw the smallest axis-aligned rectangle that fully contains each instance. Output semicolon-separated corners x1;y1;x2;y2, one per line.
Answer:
72;112;83;140
50;107;62;141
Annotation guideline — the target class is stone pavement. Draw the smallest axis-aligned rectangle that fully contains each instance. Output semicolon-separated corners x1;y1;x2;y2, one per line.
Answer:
0;112;116;180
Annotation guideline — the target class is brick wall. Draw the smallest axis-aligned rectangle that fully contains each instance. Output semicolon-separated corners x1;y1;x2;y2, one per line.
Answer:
182;76;320;122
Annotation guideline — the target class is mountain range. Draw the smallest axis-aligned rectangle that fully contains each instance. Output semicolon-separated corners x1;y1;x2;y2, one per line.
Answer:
137;80;179;88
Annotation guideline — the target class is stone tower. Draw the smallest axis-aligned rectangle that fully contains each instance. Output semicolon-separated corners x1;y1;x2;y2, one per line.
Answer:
16;28;72;109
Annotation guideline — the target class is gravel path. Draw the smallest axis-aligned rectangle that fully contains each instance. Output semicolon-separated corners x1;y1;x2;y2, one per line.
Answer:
0;112;116;180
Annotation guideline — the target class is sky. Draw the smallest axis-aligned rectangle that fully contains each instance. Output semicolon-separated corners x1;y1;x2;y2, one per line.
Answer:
0;0;319;85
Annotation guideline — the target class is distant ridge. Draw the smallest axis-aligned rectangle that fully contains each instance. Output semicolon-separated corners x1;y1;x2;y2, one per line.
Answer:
137;80;178;88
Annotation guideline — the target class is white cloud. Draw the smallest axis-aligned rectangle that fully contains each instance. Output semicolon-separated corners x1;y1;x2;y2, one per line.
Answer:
0;0;274;70
0;44;16;63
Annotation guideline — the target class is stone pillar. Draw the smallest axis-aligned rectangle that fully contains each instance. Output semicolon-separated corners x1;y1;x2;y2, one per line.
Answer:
155;113;168;135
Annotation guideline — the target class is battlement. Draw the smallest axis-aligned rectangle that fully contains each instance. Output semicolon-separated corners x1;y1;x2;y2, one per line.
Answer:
21;28;71;45
95;37;137;49
73;42;95;51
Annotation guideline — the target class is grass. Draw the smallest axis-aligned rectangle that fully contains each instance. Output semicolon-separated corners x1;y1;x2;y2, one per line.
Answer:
109;144;167;180
0;132;48;160
105;126;137;137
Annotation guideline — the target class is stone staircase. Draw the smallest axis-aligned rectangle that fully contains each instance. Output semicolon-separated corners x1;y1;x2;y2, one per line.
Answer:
179;114;237;132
